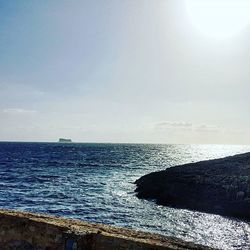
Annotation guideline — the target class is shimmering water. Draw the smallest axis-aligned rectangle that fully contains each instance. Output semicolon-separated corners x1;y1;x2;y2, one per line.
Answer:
0;142;249;249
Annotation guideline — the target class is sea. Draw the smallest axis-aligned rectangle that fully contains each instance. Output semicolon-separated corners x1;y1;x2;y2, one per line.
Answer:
0;142;249;249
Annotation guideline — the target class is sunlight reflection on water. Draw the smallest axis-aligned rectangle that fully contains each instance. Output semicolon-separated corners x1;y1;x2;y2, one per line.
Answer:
0;142;249;249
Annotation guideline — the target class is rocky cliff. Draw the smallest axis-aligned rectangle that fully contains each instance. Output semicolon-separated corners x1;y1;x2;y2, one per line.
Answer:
135;152;250;219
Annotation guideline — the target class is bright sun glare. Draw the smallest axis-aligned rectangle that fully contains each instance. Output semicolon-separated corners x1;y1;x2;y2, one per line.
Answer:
185;0;250;39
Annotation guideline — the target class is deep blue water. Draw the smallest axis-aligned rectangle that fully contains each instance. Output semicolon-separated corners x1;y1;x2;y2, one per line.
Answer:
0;142;250;249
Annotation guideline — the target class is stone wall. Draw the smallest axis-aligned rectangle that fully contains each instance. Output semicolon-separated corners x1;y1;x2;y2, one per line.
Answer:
0;209;211;250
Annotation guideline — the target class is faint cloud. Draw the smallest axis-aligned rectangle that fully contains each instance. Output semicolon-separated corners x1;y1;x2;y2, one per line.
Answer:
194;124;220;133
3;108;37;115
154;121;222;133
155;121;193;129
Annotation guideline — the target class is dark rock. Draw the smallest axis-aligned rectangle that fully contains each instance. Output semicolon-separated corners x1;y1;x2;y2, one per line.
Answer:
135;152;250;220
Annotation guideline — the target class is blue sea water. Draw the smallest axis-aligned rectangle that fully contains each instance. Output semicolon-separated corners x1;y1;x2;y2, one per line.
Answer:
0;142;249;249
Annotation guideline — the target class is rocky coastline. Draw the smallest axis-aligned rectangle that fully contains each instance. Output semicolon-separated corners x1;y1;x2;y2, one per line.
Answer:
135;152;250;220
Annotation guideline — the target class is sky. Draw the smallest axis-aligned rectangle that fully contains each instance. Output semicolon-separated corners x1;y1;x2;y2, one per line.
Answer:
1;0;250;144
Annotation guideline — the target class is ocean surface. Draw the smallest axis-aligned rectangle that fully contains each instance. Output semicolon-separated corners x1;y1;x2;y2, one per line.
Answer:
0;142;249;249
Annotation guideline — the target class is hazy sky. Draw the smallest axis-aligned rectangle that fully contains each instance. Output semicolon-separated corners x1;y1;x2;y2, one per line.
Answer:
1;0;250;144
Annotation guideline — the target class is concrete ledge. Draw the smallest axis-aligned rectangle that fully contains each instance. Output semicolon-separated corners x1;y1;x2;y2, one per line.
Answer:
0;209;212;249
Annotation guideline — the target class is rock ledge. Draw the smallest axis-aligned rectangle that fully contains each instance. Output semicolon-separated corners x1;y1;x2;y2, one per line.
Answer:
135;152;250;219
0;209;211;249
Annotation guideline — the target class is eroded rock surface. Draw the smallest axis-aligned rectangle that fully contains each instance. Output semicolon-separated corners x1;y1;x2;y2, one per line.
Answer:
135;152;250;219
0;209;211;249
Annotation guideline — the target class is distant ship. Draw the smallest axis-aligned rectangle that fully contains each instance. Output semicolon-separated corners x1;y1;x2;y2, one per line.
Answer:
58;138;72;143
